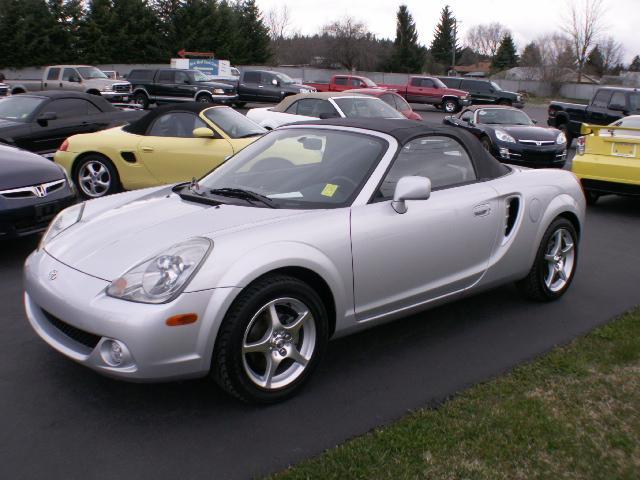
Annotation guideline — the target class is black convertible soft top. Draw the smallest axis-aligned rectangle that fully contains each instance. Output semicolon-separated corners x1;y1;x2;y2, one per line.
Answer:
292;118;510;180
122;102;217;135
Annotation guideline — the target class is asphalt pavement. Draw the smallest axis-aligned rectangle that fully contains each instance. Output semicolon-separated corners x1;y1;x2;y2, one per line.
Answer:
1;105;637;480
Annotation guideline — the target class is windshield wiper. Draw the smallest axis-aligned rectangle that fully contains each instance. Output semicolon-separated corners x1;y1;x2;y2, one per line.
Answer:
209;188;278;208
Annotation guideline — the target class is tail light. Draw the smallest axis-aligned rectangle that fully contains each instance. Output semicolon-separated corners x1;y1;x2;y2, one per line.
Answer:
576;136;586;155
58;139;69;152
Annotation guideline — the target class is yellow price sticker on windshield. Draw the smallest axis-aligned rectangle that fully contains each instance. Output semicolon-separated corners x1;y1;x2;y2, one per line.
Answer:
321;183;338;197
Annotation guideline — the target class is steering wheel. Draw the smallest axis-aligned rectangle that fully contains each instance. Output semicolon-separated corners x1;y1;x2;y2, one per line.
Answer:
327;176;358;190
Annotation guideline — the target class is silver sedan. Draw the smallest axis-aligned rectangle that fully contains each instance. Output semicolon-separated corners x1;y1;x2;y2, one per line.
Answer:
24;118;586;403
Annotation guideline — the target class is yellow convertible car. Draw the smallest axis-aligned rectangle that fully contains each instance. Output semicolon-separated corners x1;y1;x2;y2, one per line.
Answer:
573;120;640;204
55;103;266;198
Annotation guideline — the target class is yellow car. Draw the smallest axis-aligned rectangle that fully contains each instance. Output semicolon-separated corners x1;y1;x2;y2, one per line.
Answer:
572;120;640;204
55;104;265;198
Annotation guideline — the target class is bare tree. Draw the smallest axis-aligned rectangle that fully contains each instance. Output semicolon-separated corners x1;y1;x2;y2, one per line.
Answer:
322;17;373;70
266;5;291;41
562;0;606;82
465;22;509;58
599;36;624;74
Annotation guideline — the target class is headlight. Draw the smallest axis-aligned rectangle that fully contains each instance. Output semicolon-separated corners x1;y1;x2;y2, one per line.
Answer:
213;88;225;94
299;88;309;93
556;131;567;145
495;130;516;143
101;85;113;92
106;237;212;304
40;202;84;248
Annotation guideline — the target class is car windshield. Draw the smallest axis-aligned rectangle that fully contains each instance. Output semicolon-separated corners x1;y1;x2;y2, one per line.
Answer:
490;81;502;91
433;78;447;88
198;128;387;209
275;73;295;84
203;107;266;138
333;97;405;119
0;96;45;122
363;78;377;87
476;108;533;125
190;70;210;82
77;67;108;79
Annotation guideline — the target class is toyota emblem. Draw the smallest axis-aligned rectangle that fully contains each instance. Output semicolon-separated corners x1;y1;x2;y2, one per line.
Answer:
48;270;58;280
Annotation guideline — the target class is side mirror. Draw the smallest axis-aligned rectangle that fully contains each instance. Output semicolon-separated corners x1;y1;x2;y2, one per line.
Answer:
192;127;216;138
392;176;431;214
37;112;57;126
271;78;279;86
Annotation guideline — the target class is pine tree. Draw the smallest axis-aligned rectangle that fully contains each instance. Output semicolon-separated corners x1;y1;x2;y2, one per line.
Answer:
586;45;604;76
110;0;166;63
389;5;423;73
429;5;459;69
234;0;270;64
491;33;518;72
519;42;542;67
79;0;116;63
630;55;640;72
47;0;85;63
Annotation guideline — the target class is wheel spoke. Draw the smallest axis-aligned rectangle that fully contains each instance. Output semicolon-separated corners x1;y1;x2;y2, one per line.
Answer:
243;336;270;354
545;265;555;288
562;241;574;254
268;303;283;330
95;179;110;189
283;309;310;334
558;268;567;281
551;230;563;256
544;254;556;262
287;346;309;367
263;354;280;388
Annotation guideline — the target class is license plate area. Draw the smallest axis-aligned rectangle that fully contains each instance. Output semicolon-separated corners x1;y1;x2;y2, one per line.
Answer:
611;142;637;158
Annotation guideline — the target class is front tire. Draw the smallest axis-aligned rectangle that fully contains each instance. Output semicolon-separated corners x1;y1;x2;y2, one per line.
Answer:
211;274;329;404
196;93;213;103
442;98;459;113
73;154;120;199
516;218;578;301
133;92;150;109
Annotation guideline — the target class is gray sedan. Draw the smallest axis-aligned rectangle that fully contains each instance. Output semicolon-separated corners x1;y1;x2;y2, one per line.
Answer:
24;118;585;403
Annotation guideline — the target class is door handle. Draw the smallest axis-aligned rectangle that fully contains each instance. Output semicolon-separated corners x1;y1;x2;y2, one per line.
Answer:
141;146;154;152
473;204;491;217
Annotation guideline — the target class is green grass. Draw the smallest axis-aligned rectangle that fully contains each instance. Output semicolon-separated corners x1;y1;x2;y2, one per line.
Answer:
272;309;640;480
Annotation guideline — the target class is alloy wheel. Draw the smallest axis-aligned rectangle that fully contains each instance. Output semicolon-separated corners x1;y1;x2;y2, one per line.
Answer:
78;160;111;198
241;297;316;390
543;228;575;292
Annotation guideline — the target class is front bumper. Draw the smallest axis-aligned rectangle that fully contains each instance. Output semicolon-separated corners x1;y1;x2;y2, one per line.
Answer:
209;94;239;104
0;187;75;239
24;250;241;381
460;98;472;106
494;143;567;168
100;91;131;103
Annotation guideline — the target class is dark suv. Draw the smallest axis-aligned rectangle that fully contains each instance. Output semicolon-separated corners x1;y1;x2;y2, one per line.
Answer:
439;77;524;108
236;70;314;105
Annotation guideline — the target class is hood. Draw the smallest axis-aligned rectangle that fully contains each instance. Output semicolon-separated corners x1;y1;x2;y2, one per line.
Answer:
45;188;312;280
87;78;131;89
0;144;63;189
496;125;559;142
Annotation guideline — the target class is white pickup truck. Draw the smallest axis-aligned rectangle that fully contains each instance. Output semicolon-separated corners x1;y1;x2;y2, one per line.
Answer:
6;65;132;102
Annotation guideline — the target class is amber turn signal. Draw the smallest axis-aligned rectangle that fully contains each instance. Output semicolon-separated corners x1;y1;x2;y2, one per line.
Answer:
165;313;198;326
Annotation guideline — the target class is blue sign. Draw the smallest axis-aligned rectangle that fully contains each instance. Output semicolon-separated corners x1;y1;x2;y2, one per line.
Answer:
188;59;220;76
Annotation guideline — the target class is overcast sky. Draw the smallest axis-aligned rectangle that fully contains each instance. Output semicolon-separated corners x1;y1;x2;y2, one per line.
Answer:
256;0;639;63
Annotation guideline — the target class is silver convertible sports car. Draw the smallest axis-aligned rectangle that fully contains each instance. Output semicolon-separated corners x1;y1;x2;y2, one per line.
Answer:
24;118;586;403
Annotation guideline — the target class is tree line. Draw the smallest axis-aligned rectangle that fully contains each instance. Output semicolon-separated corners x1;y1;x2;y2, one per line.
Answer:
0;0;270;68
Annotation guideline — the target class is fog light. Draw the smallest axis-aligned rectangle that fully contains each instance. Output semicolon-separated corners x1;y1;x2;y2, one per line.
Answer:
100;339;128;367
499;147;510;159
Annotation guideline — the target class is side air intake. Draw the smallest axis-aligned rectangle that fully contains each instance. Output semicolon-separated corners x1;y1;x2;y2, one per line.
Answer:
504;197;520;237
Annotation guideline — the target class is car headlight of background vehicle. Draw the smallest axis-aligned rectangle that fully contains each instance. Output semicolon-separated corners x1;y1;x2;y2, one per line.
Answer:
556;131;567;144
106;237;212;304
101;85;113;92
495;130;516;143
213;88;225;94
40;202;85;248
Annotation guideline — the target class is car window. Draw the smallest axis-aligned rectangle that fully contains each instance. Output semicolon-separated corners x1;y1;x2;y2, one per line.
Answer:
0;96;45;122
421;78;435;88
476;108;533;125
295;99;322;116
334;77;348;86
394;95;411;111
129;70;154;81
175;71;190;84
471;81;491;93
380;93;397;109
61;68;79;81
46;99;97;119
592;90;612;108
333;97;404;119
350;78;363;87
203;107;266;139
243;71;260;83
284;101;299;114
147;112;207;137
157;70;175;83
609;91;626;108
378;135;476;199
441;78;461;88
46;68;60;81
630;94;640;111
410;78;421;87
200;128;387;209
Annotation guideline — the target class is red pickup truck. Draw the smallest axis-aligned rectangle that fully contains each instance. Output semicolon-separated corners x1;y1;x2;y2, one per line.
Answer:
304;74;379;92
380;76;471;113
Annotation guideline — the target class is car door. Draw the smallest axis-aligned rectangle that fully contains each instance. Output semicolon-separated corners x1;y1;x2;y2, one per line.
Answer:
406;77;425;103
465;80;494;104
606;91;628;123
42;67;61;90
333;76;349;92
259;72;281;101
155;69;177;100
28;98;96;155
585;89;612;124
60;68;84;92
240;71;261;101
137;111;234;184
174;70;197;101
350;135;502;321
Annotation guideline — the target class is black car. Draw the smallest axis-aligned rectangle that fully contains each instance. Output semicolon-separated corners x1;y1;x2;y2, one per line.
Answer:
439;77;524;108
0;83;8;97
234;70;314;106
0;91;144;157
0;144;76;238
444;106;567;168
128;68;237;109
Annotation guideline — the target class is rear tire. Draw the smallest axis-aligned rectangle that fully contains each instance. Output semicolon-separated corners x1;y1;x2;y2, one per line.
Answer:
516;218;578;302
73;154;121;199
442;98;459;113
196;93;213;103
133;92;150;109
481;136;493;153
211;274;329;404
